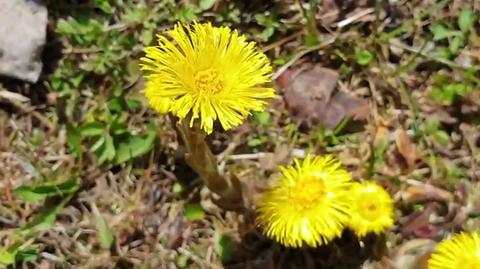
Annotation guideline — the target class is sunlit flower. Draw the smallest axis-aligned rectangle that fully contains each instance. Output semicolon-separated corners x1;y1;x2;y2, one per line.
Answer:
256;154;353;248
347;182;394;237
141;21;274;134
428;232;480;269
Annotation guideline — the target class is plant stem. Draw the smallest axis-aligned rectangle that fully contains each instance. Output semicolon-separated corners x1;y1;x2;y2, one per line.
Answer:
176;119;243;210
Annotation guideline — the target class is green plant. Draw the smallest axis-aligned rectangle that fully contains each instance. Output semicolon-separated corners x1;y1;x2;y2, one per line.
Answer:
429;8;476;56
254;12;281;42
418;119;450;145
429;74;470;105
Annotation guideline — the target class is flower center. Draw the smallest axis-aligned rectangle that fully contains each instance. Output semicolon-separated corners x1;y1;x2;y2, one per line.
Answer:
358;198;381;221
194;68;224;95
288;176;325;211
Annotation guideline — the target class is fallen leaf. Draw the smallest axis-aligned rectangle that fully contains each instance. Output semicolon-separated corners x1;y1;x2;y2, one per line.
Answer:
320;0;340;26
395;129;418;169
259;143;291;171
400;204;440;238
393;239;436;269
274;68;295;92
283;65;369;130
401;180;453;204
400;201;465;239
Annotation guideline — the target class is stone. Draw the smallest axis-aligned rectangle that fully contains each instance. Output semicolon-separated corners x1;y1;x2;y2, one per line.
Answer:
0;0;47;83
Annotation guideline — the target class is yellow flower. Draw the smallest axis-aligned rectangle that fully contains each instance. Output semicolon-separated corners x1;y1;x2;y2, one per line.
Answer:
428;232;480;269
256;154;353;248
348;182;394;237
141;22;274;134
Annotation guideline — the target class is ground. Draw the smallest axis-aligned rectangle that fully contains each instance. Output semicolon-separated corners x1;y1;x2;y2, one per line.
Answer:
1;0;480;268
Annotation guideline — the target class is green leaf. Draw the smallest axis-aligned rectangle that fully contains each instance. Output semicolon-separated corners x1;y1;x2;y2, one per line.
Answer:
430;83;469;105
252;111;271;126
71;74;84;88
0;249;15;265
176;4;197;22
449;83;468;96
425;119;440;134
433;130;450;145
81;122;105;137
247;138;263;147
126;98;143;110
107;98;125;112
433;46;453;60
356;50;374;65
30;128;43;146
94;0;113;14
176;255;189;268
430;23;460;40
458;9;475;33
172;182;184;194
339;64;353;76
449;35;465;54
142;28;154;45
13;179;79;202
96;215;114;249
184;204;205;221
214;233;233;262
304;31;319;47
429;86;455;105
445;165;463;178
90;136;106;152
22;195;72;234
259;27;275;42
126;59;142;83
122;4;148;23
115;132;156;164
56;18;104;45
97;134;116;163
199;0;216;11
50;76;63;91
15;250;38;263
110;122;128;136
66;124;82;156
56;19;76;34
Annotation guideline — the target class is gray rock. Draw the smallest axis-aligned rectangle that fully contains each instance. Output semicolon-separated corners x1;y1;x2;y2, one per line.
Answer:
0;0;47;83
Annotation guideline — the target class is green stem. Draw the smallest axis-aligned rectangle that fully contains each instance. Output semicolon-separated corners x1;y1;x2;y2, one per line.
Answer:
176;119;242;210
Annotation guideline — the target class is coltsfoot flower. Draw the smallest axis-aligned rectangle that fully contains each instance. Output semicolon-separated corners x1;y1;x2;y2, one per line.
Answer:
348;182;394;237
428;232;480;269
141;22;274;134
256;154;353;248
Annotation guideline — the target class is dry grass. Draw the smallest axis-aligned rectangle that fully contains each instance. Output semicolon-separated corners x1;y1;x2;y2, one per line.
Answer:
1;0;480;268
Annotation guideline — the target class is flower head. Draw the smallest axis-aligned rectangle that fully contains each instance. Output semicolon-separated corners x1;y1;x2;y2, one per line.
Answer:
141;22;274;134
347;182;394;237
428;232;480;269
256;154;353;248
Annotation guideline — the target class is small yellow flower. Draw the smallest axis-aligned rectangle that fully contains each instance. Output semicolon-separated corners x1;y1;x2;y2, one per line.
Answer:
256;154;353;248
348;182;394;237
428;232;480;269
141;22;274;134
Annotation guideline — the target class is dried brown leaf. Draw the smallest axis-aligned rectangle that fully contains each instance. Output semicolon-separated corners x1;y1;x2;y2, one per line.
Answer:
395;129;419;169
400;200;466;240
320;0;340;26
400;203;441;238
393;239;436;269
283;65;369;130
401;180;453;204
258;143;291;171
